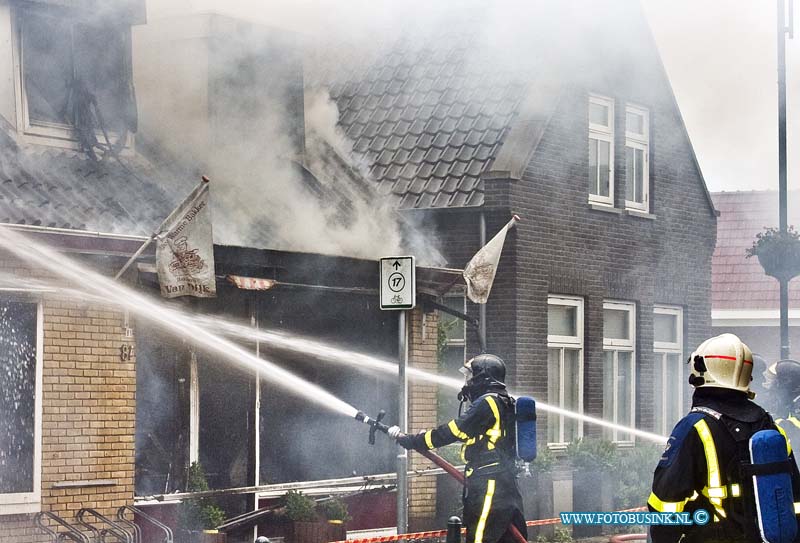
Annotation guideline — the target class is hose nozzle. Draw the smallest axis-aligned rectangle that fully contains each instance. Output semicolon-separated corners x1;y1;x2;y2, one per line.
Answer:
355;409;388;445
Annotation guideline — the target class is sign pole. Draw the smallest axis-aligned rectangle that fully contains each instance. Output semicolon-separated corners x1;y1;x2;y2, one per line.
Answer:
397;309;409;534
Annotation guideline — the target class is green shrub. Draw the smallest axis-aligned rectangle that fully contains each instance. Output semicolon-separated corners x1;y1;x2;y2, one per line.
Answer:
319;497;350;522
178;462;226;530
611;443;662;510
565;438;616;471
531;445;556;474
284;490;317;522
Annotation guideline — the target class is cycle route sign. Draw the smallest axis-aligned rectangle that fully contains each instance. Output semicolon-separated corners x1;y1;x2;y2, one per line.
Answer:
380;256;415;310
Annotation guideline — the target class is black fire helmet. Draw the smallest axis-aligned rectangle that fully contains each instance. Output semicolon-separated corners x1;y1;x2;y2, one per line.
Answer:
459;353;507;401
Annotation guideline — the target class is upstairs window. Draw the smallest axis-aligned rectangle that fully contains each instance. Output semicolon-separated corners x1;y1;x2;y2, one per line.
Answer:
547;295;584;448
625;105;649;211
653;306;684;435
588;95;614;206
17;9;133;156
602;301;636;445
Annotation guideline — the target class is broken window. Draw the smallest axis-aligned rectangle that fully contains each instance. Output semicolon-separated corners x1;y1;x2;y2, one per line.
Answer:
258;290;397;484
0;299;41;512
19;9;132;151
198;355;253;490
134;324;191;496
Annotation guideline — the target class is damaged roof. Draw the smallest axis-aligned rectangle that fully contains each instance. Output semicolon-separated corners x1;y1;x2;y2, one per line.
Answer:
324;40;538;210
712;191;800;310
0;142;177;235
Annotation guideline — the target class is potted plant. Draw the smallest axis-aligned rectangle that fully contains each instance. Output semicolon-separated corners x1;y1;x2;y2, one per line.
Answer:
566;438;616;537
177;463;227;543
746;226;800;282
319;497;350;540
283;490;328;543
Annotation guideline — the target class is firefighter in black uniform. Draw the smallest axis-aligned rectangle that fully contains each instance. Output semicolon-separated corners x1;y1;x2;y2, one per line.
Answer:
648;333;800;543
774;359;800;451
388;354;526;543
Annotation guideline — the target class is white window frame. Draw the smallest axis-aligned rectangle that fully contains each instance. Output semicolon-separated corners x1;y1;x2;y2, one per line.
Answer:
10;6;133;151
588;94;615;207
624;104;649;212
547;295;584;449
0;297;43;515
653;305;684;436
603;300;636;445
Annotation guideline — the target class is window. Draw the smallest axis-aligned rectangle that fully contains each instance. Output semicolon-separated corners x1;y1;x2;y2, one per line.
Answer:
603;301;635;444
438;295;467;419
588;95;614;206
15;8;132;150
0;299;42;515
653;306;684;435
547;296;583;447
625;105;649;211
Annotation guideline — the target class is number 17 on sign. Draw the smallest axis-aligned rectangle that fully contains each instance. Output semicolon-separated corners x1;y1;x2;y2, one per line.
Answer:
380;256;416;310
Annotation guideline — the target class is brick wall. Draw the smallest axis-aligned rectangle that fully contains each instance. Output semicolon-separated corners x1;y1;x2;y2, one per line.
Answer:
407;306;441;530
0;261;136;542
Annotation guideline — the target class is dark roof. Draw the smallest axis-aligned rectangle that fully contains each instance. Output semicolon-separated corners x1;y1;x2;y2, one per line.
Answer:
711;191;800;310
327;41;530;210
0;143;177;235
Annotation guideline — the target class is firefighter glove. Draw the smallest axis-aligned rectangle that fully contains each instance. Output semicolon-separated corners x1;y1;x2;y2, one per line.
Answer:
396;433;416;450
387;425;402;439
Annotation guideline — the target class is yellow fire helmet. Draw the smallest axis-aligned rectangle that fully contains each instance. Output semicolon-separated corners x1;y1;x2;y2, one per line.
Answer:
688;333;754;399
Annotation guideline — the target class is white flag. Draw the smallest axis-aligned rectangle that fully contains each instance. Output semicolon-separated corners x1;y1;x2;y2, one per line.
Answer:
463;215;519;304
156;181;216;298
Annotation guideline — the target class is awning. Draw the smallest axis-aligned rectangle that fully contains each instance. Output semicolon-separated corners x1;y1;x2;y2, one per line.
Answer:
226;275;277;291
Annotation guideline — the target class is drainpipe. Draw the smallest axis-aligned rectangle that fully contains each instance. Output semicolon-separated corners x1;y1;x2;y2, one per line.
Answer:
479;213;487;353
397;310;409;533
778;0;792;359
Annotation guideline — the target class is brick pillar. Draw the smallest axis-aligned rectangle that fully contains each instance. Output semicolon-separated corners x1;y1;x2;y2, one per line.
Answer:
407;306;440;531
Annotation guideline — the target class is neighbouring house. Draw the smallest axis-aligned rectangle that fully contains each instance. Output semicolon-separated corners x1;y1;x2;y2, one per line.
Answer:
0;0;719;541
711;190;800;364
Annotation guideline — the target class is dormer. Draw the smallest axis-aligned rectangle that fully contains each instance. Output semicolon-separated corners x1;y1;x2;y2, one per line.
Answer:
0;0;145;157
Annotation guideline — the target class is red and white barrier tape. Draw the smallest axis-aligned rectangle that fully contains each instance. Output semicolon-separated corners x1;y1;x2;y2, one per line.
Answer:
329;507;648;543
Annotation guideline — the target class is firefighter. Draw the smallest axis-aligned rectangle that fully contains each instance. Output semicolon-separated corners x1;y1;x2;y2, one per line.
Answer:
774;359;800;451
648;333;800;543
388;354;526;543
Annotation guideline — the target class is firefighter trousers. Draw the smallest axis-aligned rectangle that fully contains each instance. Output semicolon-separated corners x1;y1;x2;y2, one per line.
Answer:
462;471;527;543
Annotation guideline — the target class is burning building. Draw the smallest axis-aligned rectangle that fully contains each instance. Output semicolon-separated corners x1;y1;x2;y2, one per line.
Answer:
0;0;718;541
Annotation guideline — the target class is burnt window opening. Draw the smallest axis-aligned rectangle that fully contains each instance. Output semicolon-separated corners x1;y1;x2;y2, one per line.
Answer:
0;300;39;499
437;294;466;418
258;290;397;484
19;8;136;159
134;324;191;496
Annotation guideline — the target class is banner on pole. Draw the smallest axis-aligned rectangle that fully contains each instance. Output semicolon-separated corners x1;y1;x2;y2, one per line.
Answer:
156;182;216;298
463;215;519;304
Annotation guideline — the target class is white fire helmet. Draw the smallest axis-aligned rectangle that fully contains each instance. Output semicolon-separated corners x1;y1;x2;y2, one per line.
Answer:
688;333;754;398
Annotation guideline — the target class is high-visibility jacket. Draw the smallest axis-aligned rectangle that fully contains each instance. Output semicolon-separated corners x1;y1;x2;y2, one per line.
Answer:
648;388;800;543
406;388;526;543
777;415;800;457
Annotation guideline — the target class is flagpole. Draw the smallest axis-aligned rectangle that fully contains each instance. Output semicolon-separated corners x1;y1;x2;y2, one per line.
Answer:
113;175;211;280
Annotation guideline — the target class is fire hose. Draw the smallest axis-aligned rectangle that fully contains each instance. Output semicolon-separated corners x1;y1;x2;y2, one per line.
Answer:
356;410;528;543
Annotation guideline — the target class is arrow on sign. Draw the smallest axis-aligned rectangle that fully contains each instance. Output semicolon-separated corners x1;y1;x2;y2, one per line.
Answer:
392;261;402;270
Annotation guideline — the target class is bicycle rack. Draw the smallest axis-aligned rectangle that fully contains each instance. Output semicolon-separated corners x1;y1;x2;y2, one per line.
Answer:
76;508;134;543
34;512;91;543
117;505;173;543
114;507;141;543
